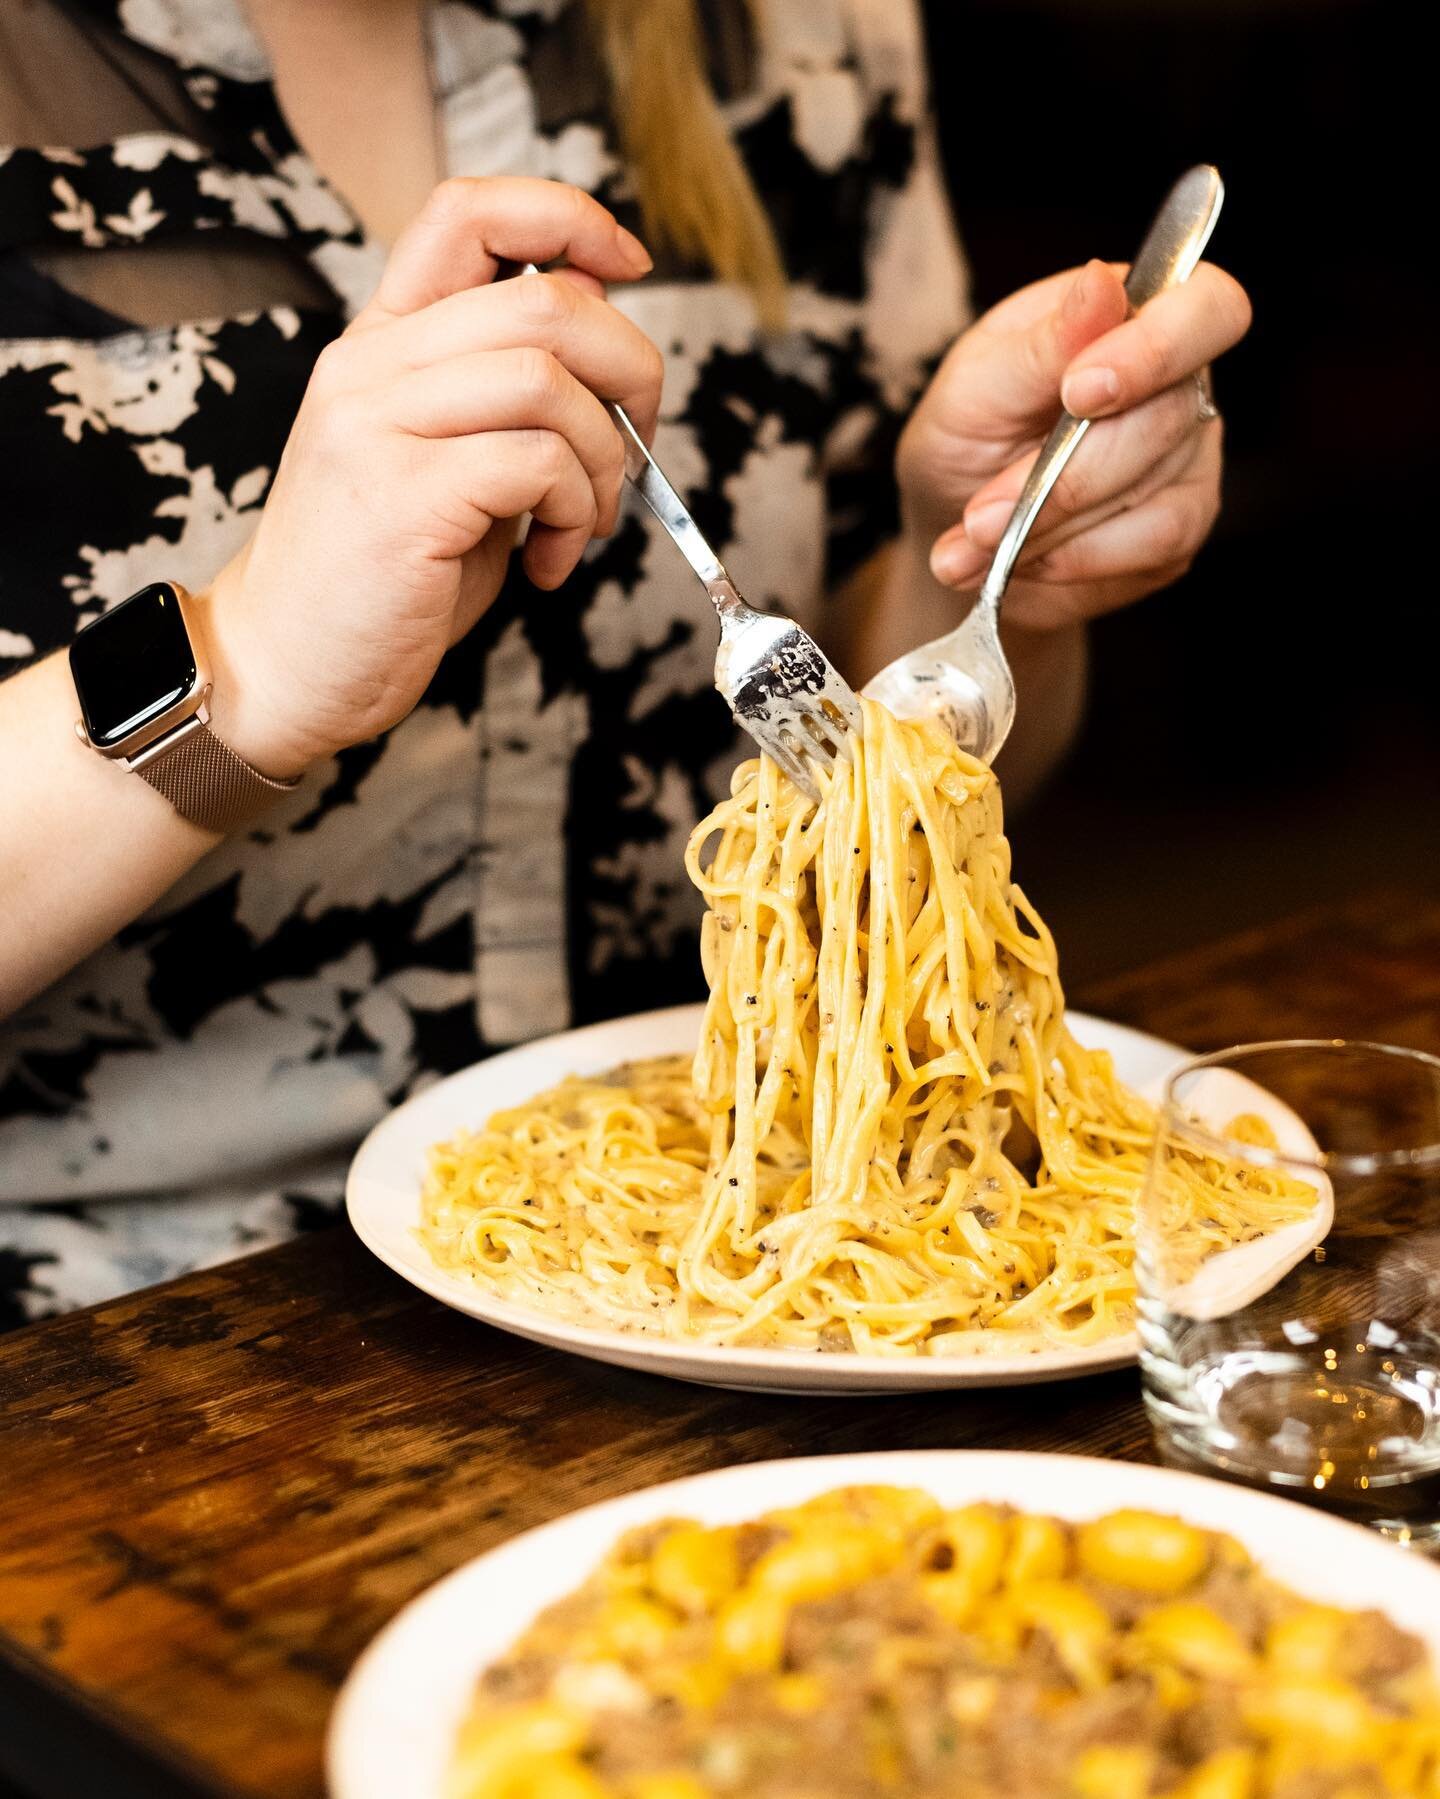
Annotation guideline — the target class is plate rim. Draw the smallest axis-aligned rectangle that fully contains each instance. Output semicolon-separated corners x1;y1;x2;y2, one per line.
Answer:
327;1446;1440;1799
344;1004;1184;1386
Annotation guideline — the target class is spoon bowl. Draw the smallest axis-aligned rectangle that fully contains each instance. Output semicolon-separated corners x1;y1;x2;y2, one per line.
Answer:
864;606;1013;762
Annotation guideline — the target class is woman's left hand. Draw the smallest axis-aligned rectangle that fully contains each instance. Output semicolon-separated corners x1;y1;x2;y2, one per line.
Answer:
895;256;1252;628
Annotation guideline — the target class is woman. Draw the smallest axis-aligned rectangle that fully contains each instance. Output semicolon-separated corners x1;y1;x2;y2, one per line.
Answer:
0;0;1249;1325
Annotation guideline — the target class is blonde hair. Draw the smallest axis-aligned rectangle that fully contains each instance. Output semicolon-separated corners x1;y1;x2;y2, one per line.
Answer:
586;0;787;329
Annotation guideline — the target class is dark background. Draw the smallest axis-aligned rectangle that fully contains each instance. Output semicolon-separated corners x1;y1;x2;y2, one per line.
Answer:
924;0;1438;984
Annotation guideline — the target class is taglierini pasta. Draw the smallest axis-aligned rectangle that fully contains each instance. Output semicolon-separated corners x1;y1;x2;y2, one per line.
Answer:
421;701;1310;1355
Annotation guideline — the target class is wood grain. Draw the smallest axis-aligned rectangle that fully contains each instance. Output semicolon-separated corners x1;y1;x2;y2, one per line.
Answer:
2;889;1438;1799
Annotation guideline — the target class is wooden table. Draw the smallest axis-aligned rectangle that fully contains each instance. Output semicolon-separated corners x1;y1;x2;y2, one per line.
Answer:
2;891;1437;1799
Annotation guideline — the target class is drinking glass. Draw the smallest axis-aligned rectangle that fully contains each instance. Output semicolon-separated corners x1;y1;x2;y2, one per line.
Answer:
1137;1039;1440;1547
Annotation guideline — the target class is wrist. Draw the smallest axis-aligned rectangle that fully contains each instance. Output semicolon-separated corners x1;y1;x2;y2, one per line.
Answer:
895;418;989;564
896;481;947;570
197;553;319;784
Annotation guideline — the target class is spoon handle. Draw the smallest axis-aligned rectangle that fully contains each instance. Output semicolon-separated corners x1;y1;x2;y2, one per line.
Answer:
975;164;1225;616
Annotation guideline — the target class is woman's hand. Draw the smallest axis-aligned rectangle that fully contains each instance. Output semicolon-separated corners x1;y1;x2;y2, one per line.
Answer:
204;177;662;780
895;257;1252;629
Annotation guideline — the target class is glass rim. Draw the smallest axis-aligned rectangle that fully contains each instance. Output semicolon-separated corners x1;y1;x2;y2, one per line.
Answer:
1159;1036;1440;1175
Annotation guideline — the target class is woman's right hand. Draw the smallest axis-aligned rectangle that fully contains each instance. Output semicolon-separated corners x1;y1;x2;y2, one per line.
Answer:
203;177;663;780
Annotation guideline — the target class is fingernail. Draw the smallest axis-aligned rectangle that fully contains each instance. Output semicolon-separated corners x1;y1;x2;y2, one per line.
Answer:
616;226;653;273
963;498;1015;544
1062;366;1120;414
931;532;986;586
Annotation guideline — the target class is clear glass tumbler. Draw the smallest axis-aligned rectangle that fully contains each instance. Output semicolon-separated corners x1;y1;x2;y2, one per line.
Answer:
1138;1039;1440;1547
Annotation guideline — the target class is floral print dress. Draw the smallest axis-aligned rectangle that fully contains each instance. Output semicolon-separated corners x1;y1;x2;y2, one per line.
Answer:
0;0;967;1327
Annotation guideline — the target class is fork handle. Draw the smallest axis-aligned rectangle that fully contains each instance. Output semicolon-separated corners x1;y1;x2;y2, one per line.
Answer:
508;259;739;612
975;164;1225;617
606;404;738;608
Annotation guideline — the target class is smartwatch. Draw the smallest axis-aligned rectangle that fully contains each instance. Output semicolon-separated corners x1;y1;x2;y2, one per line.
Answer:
69;582;298;834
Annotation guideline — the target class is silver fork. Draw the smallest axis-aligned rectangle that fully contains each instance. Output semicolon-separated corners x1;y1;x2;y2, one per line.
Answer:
864;165;1226;761
606;408;862;796
508;261;861;797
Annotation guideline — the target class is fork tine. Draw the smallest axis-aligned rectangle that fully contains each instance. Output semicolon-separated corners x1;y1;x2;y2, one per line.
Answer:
764;729;820;799
806;715;854;762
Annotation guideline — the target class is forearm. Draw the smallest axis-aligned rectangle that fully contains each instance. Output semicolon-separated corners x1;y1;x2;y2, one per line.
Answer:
0;651;221;1020
844;536;1088;811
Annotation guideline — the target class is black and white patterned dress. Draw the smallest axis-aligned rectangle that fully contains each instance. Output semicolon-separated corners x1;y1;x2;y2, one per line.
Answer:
0;0;968;1327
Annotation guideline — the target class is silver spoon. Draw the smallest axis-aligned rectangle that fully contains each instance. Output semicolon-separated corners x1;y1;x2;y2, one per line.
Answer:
864;164;1225;761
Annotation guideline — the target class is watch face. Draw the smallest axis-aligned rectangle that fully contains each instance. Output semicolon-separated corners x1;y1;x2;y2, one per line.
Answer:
70;584;198;750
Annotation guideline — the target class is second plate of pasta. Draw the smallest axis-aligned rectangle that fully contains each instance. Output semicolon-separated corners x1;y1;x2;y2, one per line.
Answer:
328;1448;1440;1799
349;1002;1191;1392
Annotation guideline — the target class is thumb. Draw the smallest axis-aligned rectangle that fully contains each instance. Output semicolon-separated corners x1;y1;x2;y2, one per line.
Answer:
973;258;1130;427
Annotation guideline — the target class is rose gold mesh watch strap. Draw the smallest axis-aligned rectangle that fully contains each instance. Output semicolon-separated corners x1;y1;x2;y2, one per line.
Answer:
131;715;299;834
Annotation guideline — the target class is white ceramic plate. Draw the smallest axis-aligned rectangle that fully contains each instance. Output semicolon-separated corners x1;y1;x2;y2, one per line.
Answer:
346;1004;1189;1393
327;1448;1440;1799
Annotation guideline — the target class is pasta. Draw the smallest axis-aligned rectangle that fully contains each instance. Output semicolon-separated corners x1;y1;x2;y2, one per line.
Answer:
421;701;1309;1354
448;1486;1440;1799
